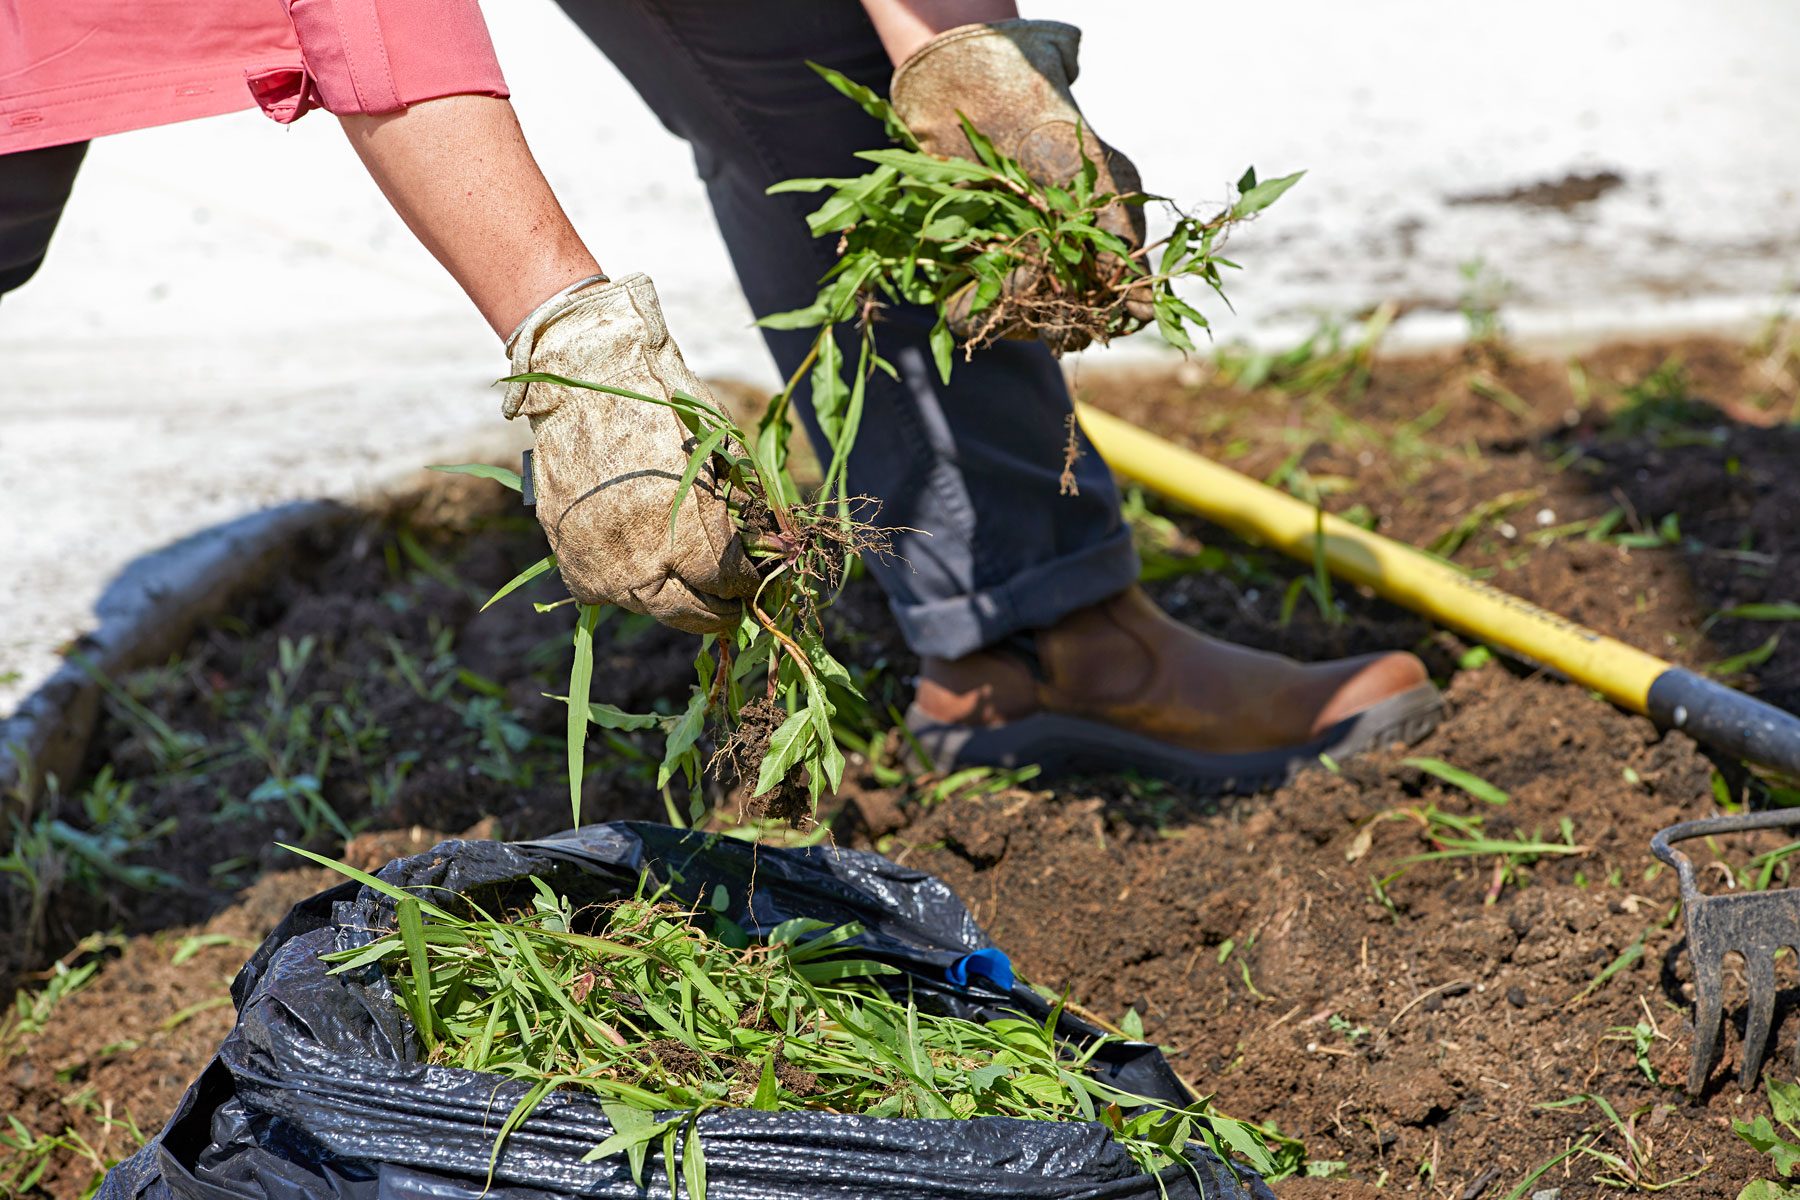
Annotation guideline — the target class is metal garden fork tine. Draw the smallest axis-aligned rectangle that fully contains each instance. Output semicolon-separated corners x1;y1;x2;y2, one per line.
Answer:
1652;810;1800;1094
1682;897;1727;1093
1744;948;1781;1089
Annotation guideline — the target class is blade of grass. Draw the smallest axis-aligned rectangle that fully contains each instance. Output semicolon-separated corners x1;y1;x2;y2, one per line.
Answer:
483;554;558;612
669;428;730;542
567;604;603;827
1402;757;1511;806
278;843;456;920
429;463;522;492
398;898;436;1052
1502;1135;1597;1200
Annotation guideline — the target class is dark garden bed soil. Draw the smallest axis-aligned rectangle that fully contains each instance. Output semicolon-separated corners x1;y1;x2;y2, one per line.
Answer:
4;329;1799;1196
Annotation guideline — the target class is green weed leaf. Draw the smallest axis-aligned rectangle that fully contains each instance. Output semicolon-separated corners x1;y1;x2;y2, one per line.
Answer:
670;427;729;541
429;462;522;493
928;316;955;384
482;554;557;612
1402;757;1511;805
753;709;814;797
1769;1077;1800;1135
587;1102;684;1182
854;148;995;183
589;703;661;732
1709;602;1800;626
1210;1116;1279;1174
682;1118;707;1200
658;680;711;790
1737;1115;1800;1177
397;898;436;1051
751;1055;781;1110
806;62;919;149
1709;633;1782;677
1231;170;1304;218
277;843;455;921
757;302;833;330
567;604;602;827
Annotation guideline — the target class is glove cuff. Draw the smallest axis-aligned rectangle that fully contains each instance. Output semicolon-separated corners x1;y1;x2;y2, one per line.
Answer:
499;271;644;419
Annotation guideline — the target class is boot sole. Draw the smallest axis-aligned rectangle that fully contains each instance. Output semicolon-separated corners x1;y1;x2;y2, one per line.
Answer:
906;682;1446;797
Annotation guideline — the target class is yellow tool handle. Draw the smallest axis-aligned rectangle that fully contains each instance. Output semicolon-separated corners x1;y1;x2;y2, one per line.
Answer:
1076;402;1666;715
1078;402;1800;777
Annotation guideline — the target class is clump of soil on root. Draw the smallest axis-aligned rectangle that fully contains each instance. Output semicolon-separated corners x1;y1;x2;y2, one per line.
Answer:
951;255;1148;357
714;696;811;825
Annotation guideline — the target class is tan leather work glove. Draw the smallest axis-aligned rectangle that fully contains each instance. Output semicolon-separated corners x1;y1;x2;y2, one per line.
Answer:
502;273;760;635
890;20;1150;349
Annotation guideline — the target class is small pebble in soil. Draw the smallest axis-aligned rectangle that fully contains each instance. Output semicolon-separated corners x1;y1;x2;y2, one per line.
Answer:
1507;986;1527;1007
1533;1190;1561;1200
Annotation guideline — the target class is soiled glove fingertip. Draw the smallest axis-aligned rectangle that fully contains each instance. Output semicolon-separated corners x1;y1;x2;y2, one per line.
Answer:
662;606;742;637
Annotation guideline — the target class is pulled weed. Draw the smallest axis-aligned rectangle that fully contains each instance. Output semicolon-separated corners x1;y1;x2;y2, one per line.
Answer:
454;66;1300;825
297;849;1295;1190
439;374;876;828
768;65;1297;363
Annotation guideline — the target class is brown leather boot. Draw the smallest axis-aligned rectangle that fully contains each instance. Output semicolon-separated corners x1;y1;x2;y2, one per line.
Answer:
908;587;1444;793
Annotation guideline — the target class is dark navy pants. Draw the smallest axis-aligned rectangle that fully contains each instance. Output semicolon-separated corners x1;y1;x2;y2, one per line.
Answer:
558;0;1138;657
0;140;85;296
1;1;1139;658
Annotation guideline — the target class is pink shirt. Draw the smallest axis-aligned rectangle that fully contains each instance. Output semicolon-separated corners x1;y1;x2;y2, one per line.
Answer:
0;0;509;155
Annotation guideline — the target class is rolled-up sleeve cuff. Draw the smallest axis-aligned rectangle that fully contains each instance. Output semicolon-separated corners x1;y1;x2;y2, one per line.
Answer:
889;526;1142;659
246;0;508;124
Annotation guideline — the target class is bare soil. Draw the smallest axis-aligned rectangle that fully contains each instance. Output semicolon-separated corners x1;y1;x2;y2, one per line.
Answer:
4;330;1799;1197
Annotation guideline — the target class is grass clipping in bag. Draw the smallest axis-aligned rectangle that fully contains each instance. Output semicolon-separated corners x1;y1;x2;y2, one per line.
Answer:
443;66;1300;826
313;857;1295;1193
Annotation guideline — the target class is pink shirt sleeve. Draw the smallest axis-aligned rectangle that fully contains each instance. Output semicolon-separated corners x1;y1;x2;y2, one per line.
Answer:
248;0;509;124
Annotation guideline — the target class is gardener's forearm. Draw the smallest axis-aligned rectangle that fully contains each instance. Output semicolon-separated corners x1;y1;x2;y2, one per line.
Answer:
859;0;1021;64
338;95;602;339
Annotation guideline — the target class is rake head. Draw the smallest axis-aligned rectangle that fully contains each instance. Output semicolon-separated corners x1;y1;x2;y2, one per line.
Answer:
1652;810;1800;1094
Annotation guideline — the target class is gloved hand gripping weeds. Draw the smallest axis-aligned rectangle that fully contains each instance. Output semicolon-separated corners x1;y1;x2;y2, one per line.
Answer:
470;272;883;828
503;273;760;635
441;21;1304;826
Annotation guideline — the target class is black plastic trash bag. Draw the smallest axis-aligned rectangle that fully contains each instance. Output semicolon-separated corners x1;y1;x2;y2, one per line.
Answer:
100;822;1276;1200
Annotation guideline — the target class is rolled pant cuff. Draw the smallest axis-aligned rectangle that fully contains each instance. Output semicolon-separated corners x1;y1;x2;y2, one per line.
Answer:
889;527;1142;660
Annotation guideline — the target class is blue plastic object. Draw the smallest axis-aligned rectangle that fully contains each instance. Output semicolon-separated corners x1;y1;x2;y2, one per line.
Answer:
946;947;1015;992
